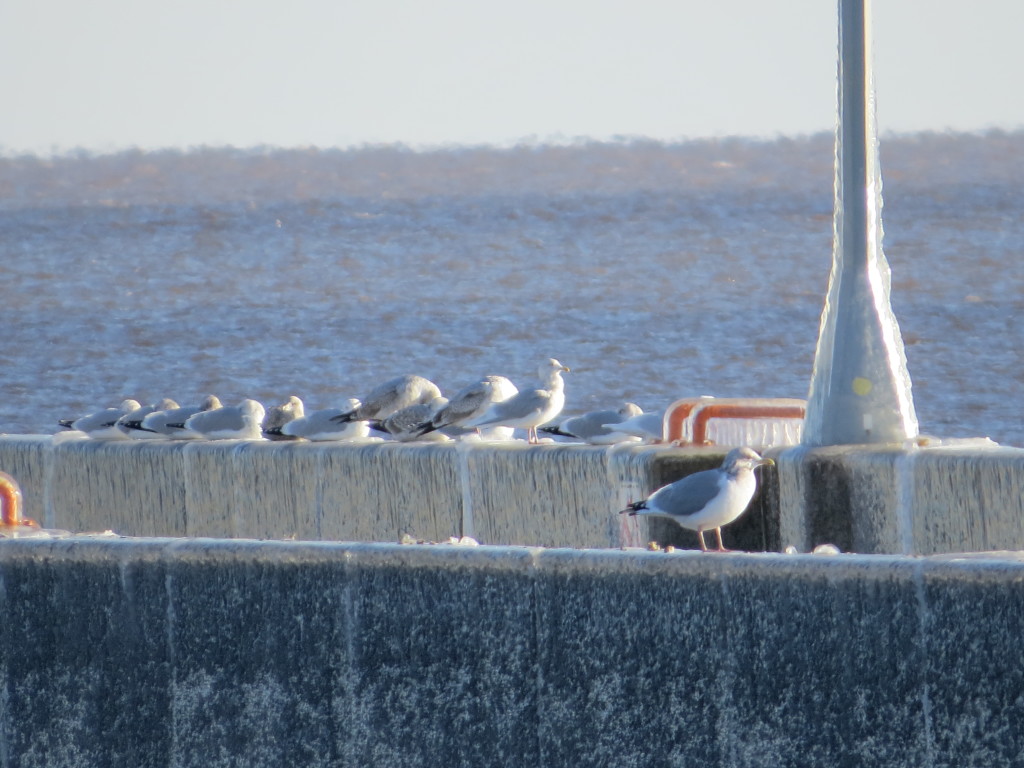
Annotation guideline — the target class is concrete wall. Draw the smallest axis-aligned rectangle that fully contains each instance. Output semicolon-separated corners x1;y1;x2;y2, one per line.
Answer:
775;443;1024;555
4;436;1024;554
0;436;765;550
2;538;1024;767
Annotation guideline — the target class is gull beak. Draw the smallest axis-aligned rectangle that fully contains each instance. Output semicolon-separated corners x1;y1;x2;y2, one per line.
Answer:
759;457;775;468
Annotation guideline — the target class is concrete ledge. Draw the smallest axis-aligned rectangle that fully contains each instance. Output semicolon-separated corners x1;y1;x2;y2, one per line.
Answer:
0;436;740;549
5;436;1024;555
776;443;1024;555
2;538;1024;766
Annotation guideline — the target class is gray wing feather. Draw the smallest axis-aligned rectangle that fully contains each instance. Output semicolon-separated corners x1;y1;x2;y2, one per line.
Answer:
559;409;620;440
648;469;726;518
473;388;548;426
433;382;489;427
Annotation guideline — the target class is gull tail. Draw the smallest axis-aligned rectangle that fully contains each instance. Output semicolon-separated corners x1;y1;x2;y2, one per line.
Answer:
412;420;439;437
619;500;648;516
538;425;573;438
123;422;157;434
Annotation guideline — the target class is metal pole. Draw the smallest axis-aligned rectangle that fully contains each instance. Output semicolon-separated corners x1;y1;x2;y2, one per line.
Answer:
803;0;918;445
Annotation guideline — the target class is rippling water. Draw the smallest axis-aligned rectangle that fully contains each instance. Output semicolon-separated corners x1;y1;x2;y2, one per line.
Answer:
1;132;1022;444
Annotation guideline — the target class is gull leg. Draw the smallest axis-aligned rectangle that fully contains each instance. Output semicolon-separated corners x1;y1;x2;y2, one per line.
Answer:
527;426;538;444
696;530;709;552
714;527;730;553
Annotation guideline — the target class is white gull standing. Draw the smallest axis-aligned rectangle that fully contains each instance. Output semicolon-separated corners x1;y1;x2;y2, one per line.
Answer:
464;358;569;444
331;375;441;424
620;446;774;552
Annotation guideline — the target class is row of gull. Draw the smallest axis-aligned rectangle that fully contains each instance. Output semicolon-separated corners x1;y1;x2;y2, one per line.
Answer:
53;356;775;552
57;358;667;445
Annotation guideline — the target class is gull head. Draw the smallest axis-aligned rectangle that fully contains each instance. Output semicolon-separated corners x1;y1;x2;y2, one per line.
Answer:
539;358;570;378
721;446;774;476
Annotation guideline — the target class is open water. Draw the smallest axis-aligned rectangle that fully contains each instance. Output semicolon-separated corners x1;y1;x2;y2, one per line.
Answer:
1;131;1022;444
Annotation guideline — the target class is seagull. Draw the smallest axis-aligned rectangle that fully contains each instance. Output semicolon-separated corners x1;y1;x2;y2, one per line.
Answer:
414;375;519;438
281;399;371;441
142;395;223;439
370;397;450;442
608;410;666;443
464;358;570;444
620;446;774;552
58;399;142;439
262;395;305;440
330;375;441;424
182;399;266;440
118;398;180;439
540;402;644;444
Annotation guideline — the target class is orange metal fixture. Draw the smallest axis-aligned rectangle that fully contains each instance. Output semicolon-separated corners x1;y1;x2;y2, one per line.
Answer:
0;471;39;529
691;401;806;445
664;398;807;445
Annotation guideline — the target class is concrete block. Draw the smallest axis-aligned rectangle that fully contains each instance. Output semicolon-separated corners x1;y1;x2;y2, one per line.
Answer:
4;540;1024;766
314;442;463;543
461;442;653;548
776;444;1024;555
341;543;539;766
8;437;1024;555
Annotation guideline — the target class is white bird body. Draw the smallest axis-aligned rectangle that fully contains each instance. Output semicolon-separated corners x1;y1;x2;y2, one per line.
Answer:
622;446;773;551
542;402;643;444
465;358;569;443
62;399;142;439
119;398;180;439
184;399;266;440
282;399;371;441
608;410;665;443
142;395;222;439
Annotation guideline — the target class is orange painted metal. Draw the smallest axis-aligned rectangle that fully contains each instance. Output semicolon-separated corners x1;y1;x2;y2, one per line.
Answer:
664;398;807;445
0;471;39;529
690;402;806;445
663;398;713;442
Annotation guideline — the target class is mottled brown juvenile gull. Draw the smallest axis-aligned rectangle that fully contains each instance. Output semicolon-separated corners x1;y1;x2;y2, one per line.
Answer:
540;402;643;445
282;399;371;441
183;398;266;440
414;375;519;438
331;375;441;424
142;395;223;439
262;395;305;440
370;397;450;442
59;399;142;439
620;447;773;552
464;358;569;444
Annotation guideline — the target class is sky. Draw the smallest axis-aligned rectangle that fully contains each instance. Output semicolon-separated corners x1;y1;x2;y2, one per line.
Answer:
0;0;1021;155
